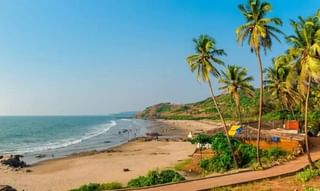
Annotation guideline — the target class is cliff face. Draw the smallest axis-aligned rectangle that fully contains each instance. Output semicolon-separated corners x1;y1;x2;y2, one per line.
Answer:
137;90;262;120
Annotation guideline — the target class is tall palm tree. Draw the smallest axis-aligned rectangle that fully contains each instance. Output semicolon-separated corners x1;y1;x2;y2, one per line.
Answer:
286;14;320;167
186;34;238;168
219;65;255;124
236;0;284;166
265;58;300;119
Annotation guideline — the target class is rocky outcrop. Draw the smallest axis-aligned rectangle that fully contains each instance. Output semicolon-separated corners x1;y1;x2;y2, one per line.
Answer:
0;155;27;168
0;185;17;191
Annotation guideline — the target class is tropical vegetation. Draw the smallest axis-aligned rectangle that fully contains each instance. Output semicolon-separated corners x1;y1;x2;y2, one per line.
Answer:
186;34;238;168
219;65;255;124
127;169;185;188
69;182;123;191
191;133;287;173
236;0;284;166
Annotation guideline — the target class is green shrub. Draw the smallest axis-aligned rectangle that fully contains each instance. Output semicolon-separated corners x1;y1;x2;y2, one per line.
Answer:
159;170;185;183
127;176;151;188
304;187;320;191
198;133;288;173
127;169;185;188
69;182;123;191
200;154;233;172
263;147;287;160
296;168;320;183
100;182;123;190
236;143;256;167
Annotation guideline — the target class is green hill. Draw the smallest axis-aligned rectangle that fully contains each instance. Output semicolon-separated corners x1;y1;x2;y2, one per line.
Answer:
137;90;276;121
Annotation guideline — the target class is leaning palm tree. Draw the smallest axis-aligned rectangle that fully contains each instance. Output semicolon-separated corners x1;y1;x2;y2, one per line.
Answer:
186;34;238;168
286;14;320;167
219;65;255;124
236;0;284;166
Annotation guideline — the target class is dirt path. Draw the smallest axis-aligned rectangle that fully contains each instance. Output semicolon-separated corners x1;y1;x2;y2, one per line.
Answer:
138;138;320;191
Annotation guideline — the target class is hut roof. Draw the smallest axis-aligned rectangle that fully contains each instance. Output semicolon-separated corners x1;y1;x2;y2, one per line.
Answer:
234;126;305;142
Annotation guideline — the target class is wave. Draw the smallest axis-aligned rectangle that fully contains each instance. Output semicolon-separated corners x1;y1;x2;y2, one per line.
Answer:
8;120;117;155
120;118;132;122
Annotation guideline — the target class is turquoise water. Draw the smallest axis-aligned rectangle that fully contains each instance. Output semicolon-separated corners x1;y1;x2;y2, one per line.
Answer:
0;113;150;164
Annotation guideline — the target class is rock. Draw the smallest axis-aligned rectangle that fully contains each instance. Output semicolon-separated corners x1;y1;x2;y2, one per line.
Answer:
104;141;111;143
1;155;27;168
0;156;3;160
25;169;32;173
123;168;130;172
35;154;46;159
0;185;17;191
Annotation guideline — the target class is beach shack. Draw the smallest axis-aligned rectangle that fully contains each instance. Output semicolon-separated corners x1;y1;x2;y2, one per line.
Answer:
231;125;305;153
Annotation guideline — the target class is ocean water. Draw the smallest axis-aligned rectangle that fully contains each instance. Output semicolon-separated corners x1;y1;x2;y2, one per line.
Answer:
0;113;151;164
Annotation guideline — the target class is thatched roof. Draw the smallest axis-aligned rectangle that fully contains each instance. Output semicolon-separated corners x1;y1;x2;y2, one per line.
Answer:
234;126;305;142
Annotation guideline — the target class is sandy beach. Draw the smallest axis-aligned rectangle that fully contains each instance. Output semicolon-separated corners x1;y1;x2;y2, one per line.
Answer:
0;120;222;191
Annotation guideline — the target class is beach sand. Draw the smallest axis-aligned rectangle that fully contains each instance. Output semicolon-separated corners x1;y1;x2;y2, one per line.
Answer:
0;120;221;191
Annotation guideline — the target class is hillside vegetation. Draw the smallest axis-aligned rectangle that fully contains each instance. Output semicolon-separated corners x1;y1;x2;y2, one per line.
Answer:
137;90;278;121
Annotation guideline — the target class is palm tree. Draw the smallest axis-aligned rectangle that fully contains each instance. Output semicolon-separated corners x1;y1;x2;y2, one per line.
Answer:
236;0;284;166
186;34;238;168
219;65;255;124
265;58;301;119
285;14;320;167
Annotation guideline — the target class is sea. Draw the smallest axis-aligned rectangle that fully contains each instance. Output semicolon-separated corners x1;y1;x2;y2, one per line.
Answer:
0;113;152;164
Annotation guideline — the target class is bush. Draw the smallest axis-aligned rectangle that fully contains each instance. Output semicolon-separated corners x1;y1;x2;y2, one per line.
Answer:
296;168;320;183
100;182;123;190
304;187;320;191
197;133;238;172
159;170;185;183
69;182;123;191
127;169;185;188
198;133;288;173
236;143;256;167
127;176;151;188
200;154;233;172
263;147;287;160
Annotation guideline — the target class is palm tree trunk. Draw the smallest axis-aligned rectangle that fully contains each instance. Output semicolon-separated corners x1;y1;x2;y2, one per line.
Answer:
255;49;263;167
289;105;296;120
304;76;314;168
237;104;242;125
208;79;238;169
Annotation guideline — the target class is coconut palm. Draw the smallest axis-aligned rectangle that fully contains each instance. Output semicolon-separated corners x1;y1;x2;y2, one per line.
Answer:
265;58;301;119
236;0;284;166
219;65;255;124
285;14;320;167
186;34;238;168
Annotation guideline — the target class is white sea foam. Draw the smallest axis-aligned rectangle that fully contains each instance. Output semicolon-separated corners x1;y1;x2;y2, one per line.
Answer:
120;118;132;121
9;120;117;154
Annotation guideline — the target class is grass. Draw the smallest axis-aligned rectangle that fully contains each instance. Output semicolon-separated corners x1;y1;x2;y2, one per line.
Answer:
212;161;320;191
174;159;192;171
69;182;123;191
296;168;320;183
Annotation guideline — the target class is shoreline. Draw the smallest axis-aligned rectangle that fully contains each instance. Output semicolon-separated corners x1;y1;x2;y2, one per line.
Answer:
0;119;222;191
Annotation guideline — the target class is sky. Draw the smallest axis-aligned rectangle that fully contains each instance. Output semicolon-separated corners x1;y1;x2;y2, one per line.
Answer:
0;0;319;115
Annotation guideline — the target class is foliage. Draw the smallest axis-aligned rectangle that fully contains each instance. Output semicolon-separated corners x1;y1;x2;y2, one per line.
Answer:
236;143;257;167
200;153;234;172
69;182;123;191
303;187;320;191
174;159;192;171
296;168;320;183
186;34;225;82
263;147;287;160
194;133;288;172
155;103;171;113
219;65;255;123
127;169;185;188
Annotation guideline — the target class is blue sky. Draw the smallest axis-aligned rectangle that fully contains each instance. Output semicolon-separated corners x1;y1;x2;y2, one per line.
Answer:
0;0;319;115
